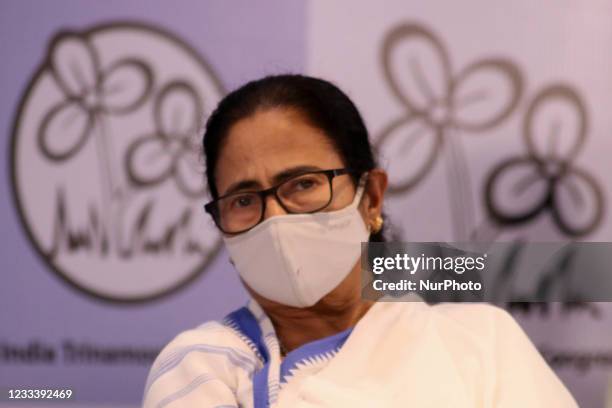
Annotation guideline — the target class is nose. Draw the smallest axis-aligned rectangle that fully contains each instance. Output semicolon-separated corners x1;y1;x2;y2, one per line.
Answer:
262;194;287;220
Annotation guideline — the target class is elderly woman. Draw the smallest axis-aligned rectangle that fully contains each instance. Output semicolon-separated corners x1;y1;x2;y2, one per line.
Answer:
143;75;577;407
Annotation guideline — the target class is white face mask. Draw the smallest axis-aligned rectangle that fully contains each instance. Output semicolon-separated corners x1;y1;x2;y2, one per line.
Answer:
223;179;370;308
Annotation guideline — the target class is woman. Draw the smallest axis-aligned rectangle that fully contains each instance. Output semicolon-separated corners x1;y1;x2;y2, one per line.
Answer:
143;75;577;407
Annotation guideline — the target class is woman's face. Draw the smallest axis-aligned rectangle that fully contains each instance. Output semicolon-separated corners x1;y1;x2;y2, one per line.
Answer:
214;107;386;309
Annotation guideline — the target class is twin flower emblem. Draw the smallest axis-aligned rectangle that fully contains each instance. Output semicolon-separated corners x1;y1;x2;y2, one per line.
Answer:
377;23;603;237
37;32;206;199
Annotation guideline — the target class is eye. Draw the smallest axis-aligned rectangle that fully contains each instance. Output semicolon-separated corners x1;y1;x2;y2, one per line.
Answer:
231;194;255;209
295;178;316;190
291;175;326;191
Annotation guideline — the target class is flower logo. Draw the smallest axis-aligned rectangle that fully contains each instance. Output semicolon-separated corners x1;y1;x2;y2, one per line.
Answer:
485;85;604;237
125;80;206;198
38;31;153;162
377;23;523;192
11;22;224;302
376;22;523;239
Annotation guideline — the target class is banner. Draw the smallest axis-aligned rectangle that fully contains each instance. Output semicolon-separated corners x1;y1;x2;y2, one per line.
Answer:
1;1;611;406
308;1;612;406
0;1;305;406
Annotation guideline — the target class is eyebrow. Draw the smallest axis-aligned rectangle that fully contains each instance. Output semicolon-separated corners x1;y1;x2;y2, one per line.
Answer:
220;165;324;197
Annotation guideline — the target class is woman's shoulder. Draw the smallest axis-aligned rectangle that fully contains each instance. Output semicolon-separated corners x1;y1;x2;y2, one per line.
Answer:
154;302;265;357
143;314;260;408
403;301;527;349
150;319;243;367
424;302;577;406
371;299;522;349
144;312;261;397
153;314;260;366
162;319;240;349
430;302;516;328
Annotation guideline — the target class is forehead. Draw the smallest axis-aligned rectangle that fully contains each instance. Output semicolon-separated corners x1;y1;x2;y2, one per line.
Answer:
214;108;345;192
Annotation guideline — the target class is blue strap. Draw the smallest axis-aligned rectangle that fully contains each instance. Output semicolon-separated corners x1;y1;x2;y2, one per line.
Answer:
252;361;271;408
225;307;270;408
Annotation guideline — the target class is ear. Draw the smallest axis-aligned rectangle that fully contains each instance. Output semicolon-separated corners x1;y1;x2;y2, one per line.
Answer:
360;168;388;225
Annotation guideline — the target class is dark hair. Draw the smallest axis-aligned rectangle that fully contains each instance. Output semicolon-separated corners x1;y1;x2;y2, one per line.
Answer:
202;74;385;242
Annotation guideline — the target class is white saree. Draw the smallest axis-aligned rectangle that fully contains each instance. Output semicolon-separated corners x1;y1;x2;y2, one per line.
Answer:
143;298;578;408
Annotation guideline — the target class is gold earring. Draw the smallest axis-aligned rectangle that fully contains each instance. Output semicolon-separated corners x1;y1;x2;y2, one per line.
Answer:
371;216;383;233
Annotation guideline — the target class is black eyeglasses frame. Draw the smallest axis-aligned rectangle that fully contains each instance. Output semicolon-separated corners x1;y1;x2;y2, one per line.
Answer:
203;167;362;234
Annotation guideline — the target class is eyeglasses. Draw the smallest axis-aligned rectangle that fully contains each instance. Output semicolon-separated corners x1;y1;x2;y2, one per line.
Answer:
204;168;361;234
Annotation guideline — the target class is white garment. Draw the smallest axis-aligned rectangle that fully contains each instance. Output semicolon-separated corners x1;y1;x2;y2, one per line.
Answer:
142;299;578;408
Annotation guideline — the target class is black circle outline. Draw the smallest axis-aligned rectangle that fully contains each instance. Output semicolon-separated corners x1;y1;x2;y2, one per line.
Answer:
9;20;225;305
